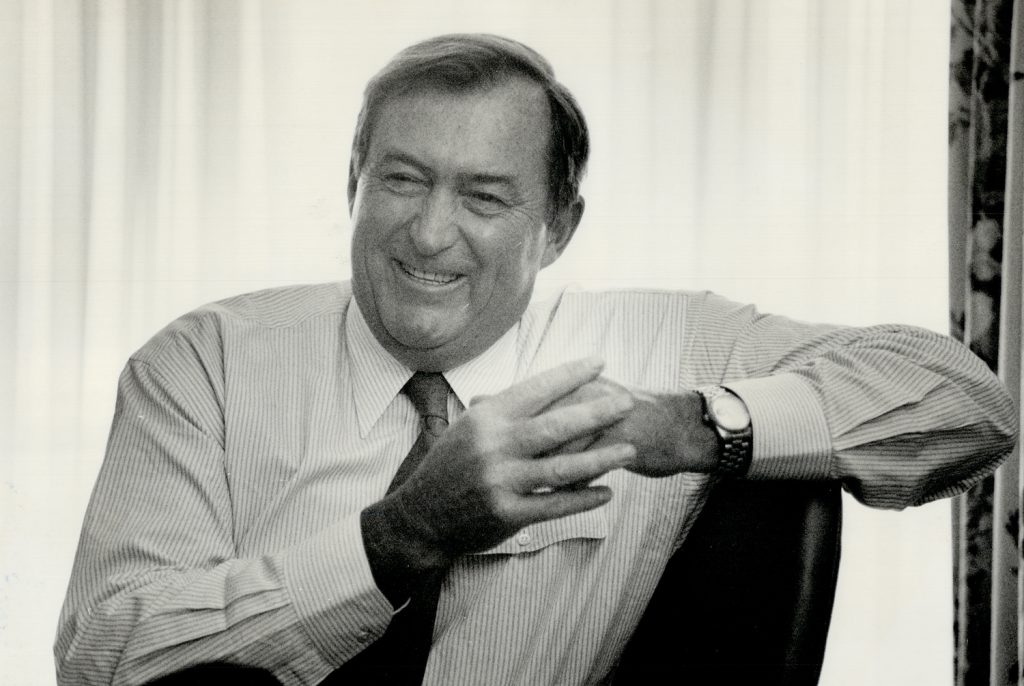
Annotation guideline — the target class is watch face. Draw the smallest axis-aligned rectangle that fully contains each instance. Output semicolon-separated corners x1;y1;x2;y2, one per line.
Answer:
710;394;751;432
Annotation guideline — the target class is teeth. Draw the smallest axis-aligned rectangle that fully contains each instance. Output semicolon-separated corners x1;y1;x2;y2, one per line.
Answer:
400;262;461;285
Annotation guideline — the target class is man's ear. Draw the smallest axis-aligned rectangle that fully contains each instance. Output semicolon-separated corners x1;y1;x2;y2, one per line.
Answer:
541;196;585;268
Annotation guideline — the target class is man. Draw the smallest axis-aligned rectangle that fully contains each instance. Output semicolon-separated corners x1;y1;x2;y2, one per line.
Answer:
56;34;1017;685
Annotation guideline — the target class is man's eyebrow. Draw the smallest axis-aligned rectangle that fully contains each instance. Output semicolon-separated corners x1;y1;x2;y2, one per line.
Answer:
376;151;430;171
458;172;518;188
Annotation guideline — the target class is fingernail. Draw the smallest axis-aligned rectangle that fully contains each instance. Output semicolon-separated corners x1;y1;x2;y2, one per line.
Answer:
612;392;634;413
614;443;637;460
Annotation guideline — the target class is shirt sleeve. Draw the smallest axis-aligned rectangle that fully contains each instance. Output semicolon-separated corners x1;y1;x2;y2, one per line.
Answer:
55;341;394;685
688;292;1018;508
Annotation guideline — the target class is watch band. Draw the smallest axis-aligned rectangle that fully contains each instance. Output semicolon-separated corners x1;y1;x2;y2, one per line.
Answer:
697;386;753;477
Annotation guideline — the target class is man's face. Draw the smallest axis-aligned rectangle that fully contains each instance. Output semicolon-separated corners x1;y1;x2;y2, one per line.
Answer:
349;78;576;371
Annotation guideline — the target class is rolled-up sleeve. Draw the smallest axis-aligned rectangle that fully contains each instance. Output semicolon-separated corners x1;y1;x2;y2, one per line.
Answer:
690;292;1018;508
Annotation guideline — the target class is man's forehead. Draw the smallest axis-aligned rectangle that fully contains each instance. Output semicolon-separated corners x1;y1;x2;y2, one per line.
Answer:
367;78;552;176
380;78;547;128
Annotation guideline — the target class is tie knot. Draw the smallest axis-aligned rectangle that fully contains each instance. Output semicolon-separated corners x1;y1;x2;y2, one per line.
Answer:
403;372;451;429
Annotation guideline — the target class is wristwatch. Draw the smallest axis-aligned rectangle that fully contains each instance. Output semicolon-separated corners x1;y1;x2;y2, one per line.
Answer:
696;386;753;477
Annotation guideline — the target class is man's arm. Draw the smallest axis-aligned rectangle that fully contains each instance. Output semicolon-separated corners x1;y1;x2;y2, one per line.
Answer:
55;355;394;685
56;346;637;685
578;292;1018;508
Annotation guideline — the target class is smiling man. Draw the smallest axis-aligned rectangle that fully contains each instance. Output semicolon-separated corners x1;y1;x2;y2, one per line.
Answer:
56;34;1017;686
349;75;574;371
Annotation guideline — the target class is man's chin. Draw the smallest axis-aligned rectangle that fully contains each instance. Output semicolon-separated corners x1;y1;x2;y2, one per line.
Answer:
383;313;458;347
377;307;517;370
387;344;461;373
381;323;461;368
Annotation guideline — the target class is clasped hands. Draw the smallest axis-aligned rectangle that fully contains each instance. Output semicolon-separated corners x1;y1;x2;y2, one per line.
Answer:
362;357;717;595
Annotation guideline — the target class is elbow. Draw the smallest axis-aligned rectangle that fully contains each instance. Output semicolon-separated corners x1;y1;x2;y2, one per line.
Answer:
55;612;114;686
990;384;1020;459
966;340;1020;459
54;588;144;686
840;413;1019;511
954;361;1019;475
54;611;83;685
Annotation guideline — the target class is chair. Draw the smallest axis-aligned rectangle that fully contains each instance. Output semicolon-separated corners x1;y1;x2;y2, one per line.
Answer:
610;479;843;685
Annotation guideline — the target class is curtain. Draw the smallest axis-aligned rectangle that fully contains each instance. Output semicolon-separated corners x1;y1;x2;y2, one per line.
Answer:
2;1;954;683
1;0;287;678
949;0;1024;684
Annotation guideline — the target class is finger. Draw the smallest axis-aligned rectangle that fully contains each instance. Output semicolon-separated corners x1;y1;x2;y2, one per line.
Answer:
549;433;597;458
498;357;605;417
515;443;636;492
515;392;633;454
513;485;614;524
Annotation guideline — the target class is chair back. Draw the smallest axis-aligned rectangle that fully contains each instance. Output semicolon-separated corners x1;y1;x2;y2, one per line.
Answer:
611;479;843;685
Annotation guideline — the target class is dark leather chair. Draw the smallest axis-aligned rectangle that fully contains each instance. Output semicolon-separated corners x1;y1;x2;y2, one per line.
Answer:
610;479;843;685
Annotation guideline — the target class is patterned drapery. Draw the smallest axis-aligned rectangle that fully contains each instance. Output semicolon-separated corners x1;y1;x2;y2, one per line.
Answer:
949;1;1023;684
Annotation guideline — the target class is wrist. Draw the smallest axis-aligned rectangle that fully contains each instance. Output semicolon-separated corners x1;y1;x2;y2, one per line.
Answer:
695;386;754;477
361;496;451;605
663;391;721;473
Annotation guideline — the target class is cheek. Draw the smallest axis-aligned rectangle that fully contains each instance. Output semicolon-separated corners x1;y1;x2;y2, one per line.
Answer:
474;236;544;307
503;229;547;276
354;189;416;242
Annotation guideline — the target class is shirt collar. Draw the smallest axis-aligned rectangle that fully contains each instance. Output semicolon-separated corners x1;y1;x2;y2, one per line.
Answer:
346;296;521;436
444;322;519;411
346;299;416;436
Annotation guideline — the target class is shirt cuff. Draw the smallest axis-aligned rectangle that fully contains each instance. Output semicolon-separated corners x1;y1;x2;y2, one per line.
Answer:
281;513;394;667
723;373;834;480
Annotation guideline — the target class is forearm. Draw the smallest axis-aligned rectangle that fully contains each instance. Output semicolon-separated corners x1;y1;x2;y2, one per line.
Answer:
57;514;394;685
717;314;1018;507
57;560;305;685
360;497;452;606
57;356;396;684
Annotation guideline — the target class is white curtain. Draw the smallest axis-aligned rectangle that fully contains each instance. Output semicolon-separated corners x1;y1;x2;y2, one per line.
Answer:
0;1;952;683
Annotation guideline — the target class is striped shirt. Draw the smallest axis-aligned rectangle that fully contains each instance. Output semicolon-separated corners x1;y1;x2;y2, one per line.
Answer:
55;282;1017;685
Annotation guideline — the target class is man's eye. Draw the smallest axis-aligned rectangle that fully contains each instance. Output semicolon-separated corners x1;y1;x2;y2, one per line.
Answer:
383;173;426;194
465;192;508;215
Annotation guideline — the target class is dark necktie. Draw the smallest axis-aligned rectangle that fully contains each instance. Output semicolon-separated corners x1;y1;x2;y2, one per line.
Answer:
389;372;451;491
323;372;451;685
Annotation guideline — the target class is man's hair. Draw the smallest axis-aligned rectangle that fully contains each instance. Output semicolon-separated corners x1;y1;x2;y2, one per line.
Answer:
348;33;590;222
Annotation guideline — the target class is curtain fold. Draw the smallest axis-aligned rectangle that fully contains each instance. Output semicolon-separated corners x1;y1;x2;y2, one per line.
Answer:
1;0;274;675
949;1;1023;684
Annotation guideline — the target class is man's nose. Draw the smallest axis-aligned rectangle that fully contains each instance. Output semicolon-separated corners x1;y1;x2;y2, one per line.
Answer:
409;190;459;255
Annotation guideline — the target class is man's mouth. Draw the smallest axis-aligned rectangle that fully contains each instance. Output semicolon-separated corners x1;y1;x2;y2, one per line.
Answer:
397;260;464;286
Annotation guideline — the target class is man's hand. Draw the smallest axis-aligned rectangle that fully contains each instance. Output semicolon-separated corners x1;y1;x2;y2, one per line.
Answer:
362;358;638;601
553;377;720;477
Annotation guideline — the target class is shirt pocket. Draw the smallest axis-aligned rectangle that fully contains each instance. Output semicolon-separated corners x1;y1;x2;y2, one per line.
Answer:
470;507;608;556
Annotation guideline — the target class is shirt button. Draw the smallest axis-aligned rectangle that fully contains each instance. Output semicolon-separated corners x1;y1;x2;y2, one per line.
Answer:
515;531;531;546
357;629;372;642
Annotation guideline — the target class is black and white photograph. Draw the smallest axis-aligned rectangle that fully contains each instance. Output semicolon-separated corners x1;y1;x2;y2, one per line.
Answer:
2;1;1022;684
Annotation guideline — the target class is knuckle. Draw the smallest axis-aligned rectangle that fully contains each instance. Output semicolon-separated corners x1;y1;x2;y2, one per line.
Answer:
533;419;561;446
465;406;492;426
461;413;491;446
549;459;572;484
480;426;513;459
489;490;518;523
